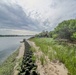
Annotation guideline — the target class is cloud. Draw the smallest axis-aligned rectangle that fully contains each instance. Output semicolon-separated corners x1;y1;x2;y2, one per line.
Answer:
0;29;39;35
0;2;41;31
0;0;76;34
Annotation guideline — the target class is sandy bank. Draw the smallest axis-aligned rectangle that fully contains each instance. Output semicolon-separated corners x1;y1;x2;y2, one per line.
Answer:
13;43;25;75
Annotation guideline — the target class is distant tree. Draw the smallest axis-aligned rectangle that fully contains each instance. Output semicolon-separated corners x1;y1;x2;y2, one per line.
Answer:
36;30;49;37
49;31;55;38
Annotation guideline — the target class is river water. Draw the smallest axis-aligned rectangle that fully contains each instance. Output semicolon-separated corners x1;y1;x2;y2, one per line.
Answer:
0;36;31;64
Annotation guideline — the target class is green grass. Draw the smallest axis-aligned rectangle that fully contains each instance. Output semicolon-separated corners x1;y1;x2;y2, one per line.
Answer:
16;57;23;71
0;49;19;75
40;55;45;66
31;38;76;75
30;46;46;66
30;47;36;52
30;47;36;63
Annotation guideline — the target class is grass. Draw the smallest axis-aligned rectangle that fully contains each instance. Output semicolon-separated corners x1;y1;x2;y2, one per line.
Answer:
30;44;46;66
40;55;45;66
16;57;23;71
30;47;36;52
0;49;19;75
31;38;76;75
30;47;36;63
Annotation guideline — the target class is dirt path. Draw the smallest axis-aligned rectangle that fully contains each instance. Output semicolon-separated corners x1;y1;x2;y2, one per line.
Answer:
13;43;25;75
28;40;68;75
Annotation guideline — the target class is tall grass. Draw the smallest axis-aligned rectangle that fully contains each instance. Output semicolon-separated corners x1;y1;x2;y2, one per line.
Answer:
40;55;45;66
31;38;76;75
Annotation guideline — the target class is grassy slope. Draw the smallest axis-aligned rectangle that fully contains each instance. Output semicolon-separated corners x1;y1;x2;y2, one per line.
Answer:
31;38;76;75
0;49;19;75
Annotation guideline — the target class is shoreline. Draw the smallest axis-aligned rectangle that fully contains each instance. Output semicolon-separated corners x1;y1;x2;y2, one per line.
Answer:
13;42;25;75
0;43;23;75
0;45;20;65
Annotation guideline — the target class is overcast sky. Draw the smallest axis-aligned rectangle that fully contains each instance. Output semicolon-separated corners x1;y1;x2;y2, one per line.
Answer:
0;0;76;35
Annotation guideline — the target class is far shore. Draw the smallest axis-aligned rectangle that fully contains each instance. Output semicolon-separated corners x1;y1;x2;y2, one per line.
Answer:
0;35;34;37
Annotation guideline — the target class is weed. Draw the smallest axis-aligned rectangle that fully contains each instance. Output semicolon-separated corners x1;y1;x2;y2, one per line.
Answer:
40;55;45;66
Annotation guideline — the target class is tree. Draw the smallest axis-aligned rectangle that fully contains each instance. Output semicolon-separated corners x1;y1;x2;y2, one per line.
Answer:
71;32;76;40
53;19;76;41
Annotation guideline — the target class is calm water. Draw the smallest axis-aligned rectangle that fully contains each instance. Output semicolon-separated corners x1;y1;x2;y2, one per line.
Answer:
0;36;31;64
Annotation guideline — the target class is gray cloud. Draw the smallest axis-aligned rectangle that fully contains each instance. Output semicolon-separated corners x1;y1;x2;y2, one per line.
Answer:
46;0;76;30
0;3;41;31
0;0;76;32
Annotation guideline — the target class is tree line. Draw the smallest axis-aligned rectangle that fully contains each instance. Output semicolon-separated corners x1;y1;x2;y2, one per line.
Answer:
35;19;76;42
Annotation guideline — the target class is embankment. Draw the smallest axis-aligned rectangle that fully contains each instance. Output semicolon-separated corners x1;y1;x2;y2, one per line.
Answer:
30;38;76;75
18;39;39;75
0;41;25;75
0;48;19;75
13;43;24;75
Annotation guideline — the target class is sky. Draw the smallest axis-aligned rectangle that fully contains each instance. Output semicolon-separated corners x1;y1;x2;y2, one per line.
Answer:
0;0;76;35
